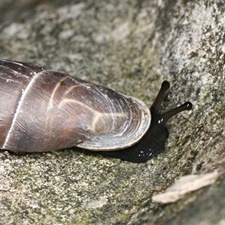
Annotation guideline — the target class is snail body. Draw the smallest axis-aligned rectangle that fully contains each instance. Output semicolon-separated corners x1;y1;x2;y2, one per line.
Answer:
0;60;192;162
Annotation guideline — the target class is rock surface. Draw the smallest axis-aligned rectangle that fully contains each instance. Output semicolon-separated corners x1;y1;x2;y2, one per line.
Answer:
0;0;224;224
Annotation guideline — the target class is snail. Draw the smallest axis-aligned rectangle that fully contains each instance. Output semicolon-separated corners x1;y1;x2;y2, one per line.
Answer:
0;60;192;163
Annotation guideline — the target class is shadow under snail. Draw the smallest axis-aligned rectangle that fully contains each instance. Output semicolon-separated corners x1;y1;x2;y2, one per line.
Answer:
0;60;192;163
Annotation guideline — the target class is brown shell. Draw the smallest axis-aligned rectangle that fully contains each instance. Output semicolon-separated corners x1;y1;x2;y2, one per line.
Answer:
0;60;150;152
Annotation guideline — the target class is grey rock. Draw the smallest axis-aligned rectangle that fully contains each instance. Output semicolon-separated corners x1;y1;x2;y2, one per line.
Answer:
0;0;224;224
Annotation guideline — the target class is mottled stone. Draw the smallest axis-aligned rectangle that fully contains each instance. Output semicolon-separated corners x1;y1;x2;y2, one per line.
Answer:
0;0;224;225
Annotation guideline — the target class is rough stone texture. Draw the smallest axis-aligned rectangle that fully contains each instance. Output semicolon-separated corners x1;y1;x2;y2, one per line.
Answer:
0;0;224;225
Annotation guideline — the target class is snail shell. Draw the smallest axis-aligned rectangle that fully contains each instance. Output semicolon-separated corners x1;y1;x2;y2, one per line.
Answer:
0;60;150;152
0;60;192;162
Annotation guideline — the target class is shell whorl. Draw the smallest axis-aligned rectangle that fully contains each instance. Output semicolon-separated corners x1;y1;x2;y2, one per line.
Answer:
0;60;150;152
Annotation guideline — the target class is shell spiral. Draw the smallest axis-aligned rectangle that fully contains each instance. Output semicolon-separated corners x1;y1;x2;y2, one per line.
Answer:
0;60;150;152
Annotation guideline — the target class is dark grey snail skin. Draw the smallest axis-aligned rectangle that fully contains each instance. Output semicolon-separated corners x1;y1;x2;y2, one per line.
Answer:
0;60;192;163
